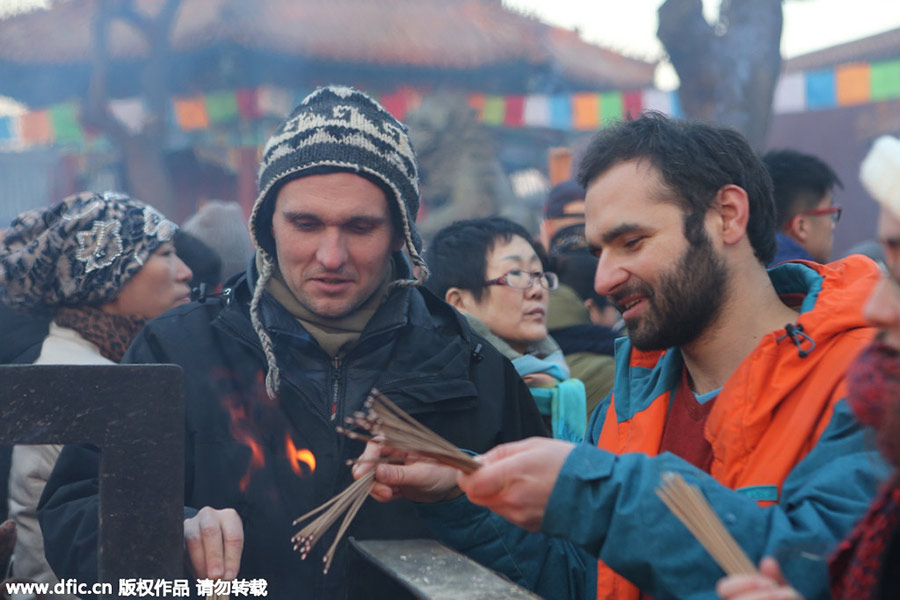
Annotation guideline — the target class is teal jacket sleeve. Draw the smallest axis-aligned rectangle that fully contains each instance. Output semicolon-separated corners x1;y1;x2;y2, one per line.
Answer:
541;399;890;600
417;495;596;600
413;393;614;599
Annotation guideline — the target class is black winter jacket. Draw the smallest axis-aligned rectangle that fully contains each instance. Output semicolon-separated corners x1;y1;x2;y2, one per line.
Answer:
38;262;546;599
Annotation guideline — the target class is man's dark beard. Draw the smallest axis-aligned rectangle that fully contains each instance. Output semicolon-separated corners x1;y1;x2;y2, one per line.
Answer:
623;232;728;351
847;338;900;467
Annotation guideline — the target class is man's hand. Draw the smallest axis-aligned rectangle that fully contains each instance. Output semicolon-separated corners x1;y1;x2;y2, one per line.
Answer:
184;507;244;581
456;437;574;531
716;557;802;599
353;440;462;503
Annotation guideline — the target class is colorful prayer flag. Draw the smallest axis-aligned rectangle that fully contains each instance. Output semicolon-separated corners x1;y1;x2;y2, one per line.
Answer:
19;110;53;145
482;95;505;125
257;86;293;117
0;115;19;144
523;95;550;128
836;63;871;106
236;88;262;119
380;89;409;120
549;95;571;129
641;88;673;116
504;95;525;127
600;91;623;123
806;69;836;110
467;93;485;120
109;98;147;134
48;103;83;144
623;91;643;119
773;72;806;114
174;96;210;130
572;93;600;130
669;91;683;118
205;91;239;123
871;59;900;101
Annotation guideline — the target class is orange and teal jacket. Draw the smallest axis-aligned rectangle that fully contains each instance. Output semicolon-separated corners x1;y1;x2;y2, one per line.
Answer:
419;257;891;600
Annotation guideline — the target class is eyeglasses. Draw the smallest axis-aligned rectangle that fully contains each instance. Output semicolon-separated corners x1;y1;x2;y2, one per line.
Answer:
796;205;842;223
485;270;559;291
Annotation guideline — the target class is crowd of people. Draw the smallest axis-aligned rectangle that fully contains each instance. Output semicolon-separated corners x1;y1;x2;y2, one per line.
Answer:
1;85;898;600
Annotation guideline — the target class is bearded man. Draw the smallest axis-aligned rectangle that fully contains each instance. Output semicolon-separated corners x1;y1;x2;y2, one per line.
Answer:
358;113;890;600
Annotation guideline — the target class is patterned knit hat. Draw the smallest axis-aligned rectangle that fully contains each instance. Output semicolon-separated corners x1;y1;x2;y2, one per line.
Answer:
249;85;426;397
0;191;177;312
182;199;252;281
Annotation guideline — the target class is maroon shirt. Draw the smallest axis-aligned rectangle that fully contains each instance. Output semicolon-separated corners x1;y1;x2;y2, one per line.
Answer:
657;367;718;472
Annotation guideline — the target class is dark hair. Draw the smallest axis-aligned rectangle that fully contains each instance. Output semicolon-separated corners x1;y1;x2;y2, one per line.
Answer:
762;149;843;228
588;289;615;312
577;112;777;266
425;216;542;302
174;230;221;288
554;252;597;301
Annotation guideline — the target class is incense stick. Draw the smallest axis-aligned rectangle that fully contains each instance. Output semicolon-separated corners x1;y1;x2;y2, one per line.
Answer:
656;472;756;575
292;388;481;572
291;470;375;573
339;388;482;474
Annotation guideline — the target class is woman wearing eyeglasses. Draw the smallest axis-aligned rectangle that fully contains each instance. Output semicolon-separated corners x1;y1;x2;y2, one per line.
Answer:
425;217;587;442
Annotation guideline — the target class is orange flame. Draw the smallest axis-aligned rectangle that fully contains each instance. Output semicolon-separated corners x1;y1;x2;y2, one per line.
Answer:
219;375;268;493
240;438;265;492
286;435;316;475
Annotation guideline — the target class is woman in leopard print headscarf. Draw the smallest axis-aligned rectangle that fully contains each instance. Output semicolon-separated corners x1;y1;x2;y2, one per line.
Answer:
0;192;193;594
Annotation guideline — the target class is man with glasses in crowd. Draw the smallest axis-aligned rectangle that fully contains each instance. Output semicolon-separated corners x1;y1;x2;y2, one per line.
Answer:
762;149;843;265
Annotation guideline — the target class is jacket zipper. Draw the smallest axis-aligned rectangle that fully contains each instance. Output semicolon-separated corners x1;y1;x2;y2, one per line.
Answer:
330;355;342;421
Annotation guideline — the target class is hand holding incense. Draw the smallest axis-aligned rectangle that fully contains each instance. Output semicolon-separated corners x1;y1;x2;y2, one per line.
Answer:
292;388;479;573
656;472;756;576
338;388;482;474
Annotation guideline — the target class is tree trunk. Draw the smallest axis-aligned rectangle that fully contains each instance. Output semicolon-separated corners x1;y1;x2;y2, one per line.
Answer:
657;0;783;150
119;134;177;217
81;0;182;218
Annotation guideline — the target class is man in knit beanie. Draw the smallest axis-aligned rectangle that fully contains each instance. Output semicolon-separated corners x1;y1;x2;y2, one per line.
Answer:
38;87;545;600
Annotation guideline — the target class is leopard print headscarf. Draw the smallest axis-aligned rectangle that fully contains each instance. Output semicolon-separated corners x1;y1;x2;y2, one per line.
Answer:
0;191;177;313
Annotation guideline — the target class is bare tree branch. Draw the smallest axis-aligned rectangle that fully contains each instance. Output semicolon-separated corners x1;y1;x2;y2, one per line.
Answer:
657;0;783;149
81;0;185;216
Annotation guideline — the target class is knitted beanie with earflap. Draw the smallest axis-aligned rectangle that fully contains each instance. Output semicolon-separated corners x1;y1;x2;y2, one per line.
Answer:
249;85;427;398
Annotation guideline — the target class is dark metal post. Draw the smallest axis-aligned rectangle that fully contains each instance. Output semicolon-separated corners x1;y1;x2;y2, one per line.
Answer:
0;364;184;598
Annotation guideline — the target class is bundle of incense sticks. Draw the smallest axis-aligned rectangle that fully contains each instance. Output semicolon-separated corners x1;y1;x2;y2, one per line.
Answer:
339;388;482;474
292;389;481;572
292;470;375;574
655;472;756;575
